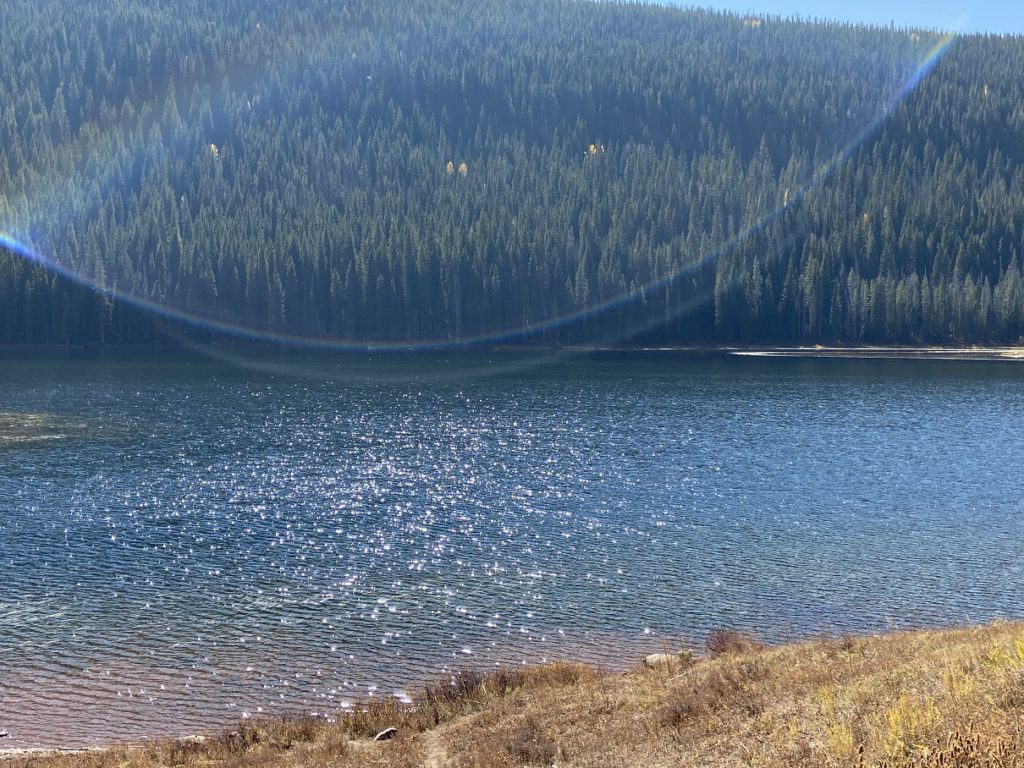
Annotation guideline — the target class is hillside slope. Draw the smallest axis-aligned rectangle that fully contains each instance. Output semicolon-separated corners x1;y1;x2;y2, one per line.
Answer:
0;0;1023;346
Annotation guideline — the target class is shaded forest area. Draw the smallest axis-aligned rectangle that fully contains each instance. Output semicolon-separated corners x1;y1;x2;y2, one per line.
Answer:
1;0;1023;346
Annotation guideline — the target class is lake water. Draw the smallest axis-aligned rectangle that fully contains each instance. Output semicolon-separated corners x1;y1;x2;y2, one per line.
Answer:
2;350;1023;748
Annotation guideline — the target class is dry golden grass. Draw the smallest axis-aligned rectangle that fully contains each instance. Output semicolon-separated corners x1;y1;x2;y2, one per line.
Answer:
7;623;1024;767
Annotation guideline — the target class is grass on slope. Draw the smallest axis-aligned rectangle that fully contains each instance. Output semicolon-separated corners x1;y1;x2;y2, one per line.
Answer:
6;622;1024;767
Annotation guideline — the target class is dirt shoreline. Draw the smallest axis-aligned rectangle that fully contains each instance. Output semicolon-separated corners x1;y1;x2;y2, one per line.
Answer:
512;344;1024;360
0;749;96;759
725;345;1024;360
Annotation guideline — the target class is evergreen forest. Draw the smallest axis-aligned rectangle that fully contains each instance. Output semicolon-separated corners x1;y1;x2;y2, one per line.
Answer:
1;0;1023;346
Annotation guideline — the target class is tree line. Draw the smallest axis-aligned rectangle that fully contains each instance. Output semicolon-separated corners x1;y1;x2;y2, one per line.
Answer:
0;0;1022;346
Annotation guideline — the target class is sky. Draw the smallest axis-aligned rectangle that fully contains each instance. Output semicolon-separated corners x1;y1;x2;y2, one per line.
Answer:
675;0;1024;35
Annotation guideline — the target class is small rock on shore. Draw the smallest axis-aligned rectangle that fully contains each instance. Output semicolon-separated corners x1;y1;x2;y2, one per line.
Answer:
643;653;680;668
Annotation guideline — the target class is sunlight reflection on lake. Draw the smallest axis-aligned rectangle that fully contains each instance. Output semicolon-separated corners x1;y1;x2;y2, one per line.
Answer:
1;352;1022;747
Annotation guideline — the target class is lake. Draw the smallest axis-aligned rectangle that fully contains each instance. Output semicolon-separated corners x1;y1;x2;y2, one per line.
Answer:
1;350;1023;748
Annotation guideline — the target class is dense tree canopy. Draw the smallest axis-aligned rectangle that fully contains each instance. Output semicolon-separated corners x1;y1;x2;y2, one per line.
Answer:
0;0;1022;346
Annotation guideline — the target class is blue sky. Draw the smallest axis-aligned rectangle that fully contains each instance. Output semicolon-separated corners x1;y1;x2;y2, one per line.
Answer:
673;0;1024;34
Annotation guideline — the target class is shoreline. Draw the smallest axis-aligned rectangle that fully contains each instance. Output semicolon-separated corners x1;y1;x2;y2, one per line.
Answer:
0;342;1022;361
0;620;1006;755
4;621;1024;766
0;749;95;759
553;344;1024;360
725;345;1024;361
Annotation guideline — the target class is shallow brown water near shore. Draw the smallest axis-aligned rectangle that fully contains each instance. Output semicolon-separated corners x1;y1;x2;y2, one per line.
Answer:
0;412;89;447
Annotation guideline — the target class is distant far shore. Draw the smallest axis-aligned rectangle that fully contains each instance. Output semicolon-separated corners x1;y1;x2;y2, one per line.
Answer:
1;342;1023;361
725;345;1024;361
543;344;1024;361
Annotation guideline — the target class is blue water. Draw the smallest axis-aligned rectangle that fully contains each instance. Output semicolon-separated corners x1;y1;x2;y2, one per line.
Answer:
1;351;1023;747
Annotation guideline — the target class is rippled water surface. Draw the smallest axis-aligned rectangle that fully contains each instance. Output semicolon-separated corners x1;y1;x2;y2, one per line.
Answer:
2;351;1023;747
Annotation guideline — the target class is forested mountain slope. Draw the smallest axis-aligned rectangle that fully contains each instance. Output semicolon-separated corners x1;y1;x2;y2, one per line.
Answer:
0;0;1022;346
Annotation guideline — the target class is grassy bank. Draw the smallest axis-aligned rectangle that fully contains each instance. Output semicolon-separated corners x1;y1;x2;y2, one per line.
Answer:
6;622;1024;767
